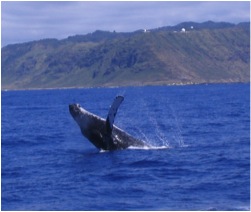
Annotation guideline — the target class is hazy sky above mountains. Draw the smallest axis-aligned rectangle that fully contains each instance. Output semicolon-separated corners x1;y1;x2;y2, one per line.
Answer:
1;1;250;47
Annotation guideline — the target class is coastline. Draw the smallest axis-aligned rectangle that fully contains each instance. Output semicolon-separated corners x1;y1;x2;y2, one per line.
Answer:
2;80;249;92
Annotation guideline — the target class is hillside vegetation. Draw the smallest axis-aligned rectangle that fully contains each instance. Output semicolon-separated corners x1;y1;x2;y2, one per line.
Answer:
2;21;250;90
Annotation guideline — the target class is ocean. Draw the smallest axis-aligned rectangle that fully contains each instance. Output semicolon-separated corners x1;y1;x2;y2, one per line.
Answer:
1;83;250;210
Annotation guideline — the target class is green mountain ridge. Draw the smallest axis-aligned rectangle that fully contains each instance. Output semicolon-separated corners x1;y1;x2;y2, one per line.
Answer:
2;21;250;90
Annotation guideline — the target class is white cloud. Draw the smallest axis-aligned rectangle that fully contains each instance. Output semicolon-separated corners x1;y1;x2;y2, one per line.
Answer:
1;1;250;47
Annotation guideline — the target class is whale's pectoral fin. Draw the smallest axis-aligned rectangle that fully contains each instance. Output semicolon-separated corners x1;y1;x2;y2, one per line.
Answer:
106;96;124;134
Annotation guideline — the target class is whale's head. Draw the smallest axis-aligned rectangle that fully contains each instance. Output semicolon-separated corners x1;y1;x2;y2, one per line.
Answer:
69;103;89;124
69;103;82;118
69;103;98;131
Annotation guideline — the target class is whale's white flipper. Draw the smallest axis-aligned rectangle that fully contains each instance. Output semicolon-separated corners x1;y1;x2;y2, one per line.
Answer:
106;96;124;134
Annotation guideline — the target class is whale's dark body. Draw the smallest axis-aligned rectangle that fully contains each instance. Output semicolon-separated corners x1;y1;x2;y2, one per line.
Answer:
69;96;148;150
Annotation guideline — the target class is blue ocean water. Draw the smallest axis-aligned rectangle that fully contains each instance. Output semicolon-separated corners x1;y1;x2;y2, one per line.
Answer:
1;83;250;210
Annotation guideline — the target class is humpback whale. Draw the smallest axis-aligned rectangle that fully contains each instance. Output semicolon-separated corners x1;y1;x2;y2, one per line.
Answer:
69;96;148;150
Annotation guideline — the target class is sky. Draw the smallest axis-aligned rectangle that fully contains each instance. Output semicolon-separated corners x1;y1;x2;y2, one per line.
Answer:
1;1;250;47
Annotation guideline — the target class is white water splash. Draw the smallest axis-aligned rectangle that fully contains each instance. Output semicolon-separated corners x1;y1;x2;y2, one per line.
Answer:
128;145;170;150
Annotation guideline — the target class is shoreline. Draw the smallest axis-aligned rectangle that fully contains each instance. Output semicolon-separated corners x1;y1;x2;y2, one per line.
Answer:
1;81;249;92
